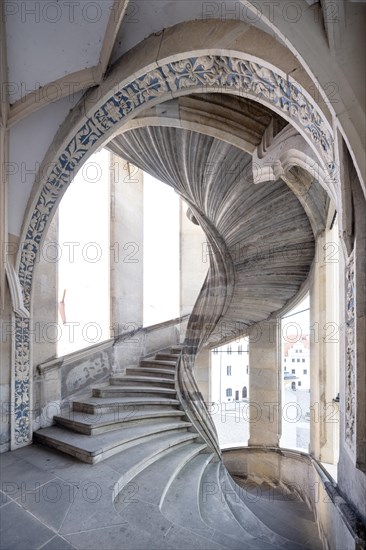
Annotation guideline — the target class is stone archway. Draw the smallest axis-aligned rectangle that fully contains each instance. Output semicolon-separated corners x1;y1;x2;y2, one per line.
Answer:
11;30;337;447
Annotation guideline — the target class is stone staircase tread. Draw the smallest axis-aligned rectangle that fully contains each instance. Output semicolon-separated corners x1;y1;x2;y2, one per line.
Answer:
34;420;191;456
74;396;180;407
232;495;320;545
223;469;320;548
155;354;180;360
126;367;175;381
93;385;177;395
55;408;185;428
140;359;177;366
104;432;200;474
110;375;175;384
238;492;317;523
161;452;215;532
115;442;208;508
199;462;275;548
126;367;175;377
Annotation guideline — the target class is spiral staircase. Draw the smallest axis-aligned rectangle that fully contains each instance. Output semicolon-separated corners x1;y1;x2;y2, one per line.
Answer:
34;99;326;548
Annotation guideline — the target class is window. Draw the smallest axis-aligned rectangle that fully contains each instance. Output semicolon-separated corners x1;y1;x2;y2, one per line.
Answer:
291;382;296;391
246;365;248;374
292;358;295;363
298;381;302;387
213;349;218;355
297;359;300;362
227;346;232;355
227;365;232;376
302;358;305;363
226;388;232;397
238;345;242;355
292;369;296;374
303;369;307;375
284;358;286;362
242;386;247;399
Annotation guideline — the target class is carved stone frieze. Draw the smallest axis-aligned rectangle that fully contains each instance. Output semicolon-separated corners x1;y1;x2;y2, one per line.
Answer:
345;253;356;453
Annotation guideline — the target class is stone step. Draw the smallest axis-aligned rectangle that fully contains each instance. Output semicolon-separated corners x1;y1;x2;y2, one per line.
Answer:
170;346;183;354
233;477;315;519
73;396;180;415
54;408;186;435
92;385;177;399
126;367;175;379
140;359;177;370
110;375;175;388
114;442;208;512
155;353;180;361
222;468;317;550
161;452;215;536
226;472;321;548
105;431;200;477
33;420;192;464
199;462;275;549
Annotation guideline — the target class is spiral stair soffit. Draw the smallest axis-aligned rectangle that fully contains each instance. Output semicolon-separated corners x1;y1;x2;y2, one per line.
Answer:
109;124;317;332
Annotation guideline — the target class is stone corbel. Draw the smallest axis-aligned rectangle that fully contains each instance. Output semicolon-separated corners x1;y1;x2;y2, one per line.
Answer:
252;123;330;192
5;261;30;318
252;123;330;235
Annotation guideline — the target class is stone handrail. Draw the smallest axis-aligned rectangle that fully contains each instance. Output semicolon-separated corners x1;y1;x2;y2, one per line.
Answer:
176;217;236;459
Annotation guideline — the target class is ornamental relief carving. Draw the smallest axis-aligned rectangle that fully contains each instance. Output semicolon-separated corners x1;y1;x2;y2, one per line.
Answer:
345;253;356;453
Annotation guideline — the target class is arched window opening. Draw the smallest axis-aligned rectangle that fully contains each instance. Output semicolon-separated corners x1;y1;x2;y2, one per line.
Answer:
226;388;232;398
242;386;247;399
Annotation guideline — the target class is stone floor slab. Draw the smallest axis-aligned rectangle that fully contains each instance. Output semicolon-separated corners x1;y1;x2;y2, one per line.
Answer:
0;501;55;550
15;478;76;532
1;458;57;500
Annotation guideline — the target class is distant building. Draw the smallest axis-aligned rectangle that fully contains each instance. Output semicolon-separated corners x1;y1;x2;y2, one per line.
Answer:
283;336;310;390
211;338;249;403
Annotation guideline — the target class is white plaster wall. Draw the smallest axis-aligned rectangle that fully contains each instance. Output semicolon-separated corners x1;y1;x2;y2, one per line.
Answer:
6;0;112;102
111;0;280;63
8;93;83;236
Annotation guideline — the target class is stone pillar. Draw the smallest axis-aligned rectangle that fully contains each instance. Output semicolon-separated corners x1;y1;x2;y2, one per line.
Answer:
31;214;59;431
248;320;281;447
309;224;342;464
194;347;211;404
337;149;366;521
309;232;327;461
110;154;144;370
32;214;59;367
0;280;12;452
179;202;207;318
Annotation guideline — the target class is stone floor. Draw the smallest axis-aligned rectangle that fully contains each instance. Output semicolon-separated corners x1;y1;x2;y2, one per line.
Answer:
0;441;323;550
0;443;186;550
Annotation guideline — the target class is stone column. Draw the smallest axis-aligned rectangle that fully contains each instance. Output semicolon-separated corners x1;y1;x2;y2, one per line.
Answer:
309;216;341;464
248;319;281;447
32;214;59;367
110;154;144;371
194;347;211;404
179;202;207;318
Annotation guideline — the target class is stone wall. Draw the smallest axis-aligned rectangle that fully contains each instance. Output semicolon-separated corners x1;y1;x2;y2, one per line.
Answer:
223;447;362;550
